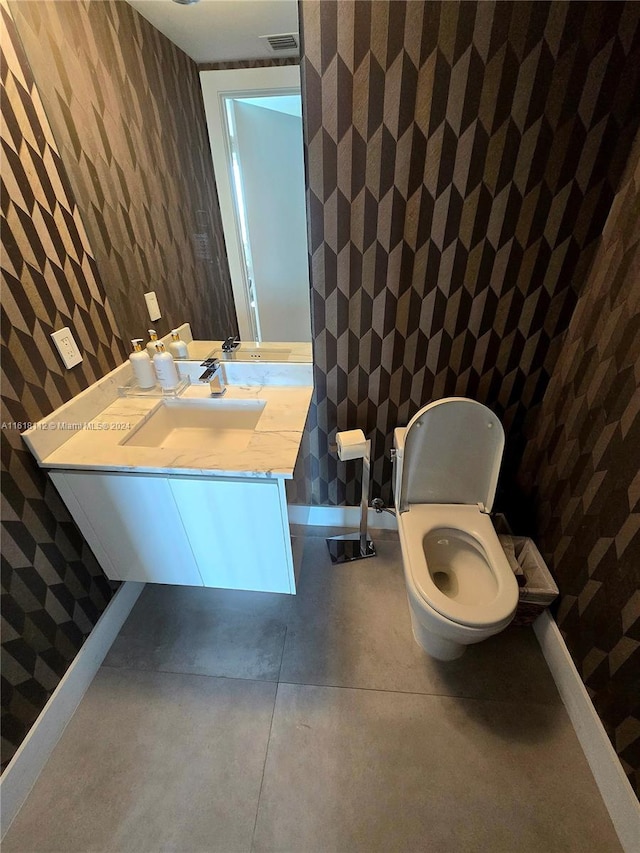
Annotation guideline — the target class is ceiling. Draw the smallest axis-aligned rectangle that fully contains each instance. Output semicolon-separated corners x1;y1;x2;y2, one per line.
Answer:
125;0;299;64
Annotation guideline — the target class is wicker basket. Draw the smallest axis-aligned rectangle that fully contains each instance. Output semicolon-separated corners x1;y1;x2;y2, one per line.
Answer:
499;536;559;626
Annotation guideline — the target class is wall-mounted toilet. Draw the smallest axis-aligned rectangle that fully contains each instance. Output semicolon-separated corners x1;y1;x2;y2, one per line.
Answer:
393;397;518;661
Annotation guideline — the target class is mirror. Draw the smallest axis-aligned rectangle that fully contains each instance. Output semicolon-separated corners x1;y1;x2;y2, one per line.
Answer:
127;0;313;357
10;0;312;362
200;66;311;345
183;338;313;363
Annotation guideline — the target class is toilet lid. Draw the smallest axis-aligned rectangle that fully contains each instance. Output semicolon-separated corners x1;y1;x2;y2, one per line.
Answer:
400;398;504;512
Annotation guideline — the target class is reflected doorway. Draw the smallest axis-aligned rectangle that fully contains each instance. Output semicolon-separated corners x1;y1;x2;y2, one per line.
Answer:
201;67;311;343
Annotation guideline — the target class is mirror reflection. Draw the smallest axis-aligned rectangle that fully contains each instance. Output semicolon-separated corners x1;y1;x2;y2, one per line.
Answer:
12;0;312;362
201;66;311;344
127;0;312;356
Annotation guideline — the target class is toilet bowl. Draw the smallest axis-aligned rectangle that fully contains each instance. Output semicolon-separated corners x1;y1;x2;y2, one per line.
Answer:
393;398;518;661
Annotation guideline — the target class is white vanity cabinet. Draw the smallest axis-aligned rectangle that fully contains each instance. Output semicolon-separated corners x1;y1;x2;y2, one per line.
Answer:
22;333;313;595
168;476;294;592
50;470;295;594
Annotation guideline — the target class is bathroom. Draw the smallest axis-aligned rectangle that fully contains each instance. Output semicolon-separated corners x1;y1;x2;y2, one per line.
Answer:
1;0;639;850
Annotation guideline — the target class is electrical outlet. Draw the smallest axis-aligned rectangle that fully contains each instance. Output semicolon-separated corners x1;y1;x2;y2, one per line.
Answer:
51;327;83;368
193;232;212;260
144;291;161;321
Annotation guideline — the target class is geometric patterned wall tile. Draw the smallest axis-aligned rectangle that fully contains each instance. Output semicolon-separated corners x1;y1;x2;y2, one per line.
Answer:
9;0;238;346
519;130;640;795
297;0;640;516
1;0;121;771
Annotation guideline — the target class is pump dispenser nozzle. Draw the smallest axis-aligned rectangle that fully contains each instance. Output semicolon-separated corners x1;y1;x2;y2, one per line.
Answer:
146;330;160;357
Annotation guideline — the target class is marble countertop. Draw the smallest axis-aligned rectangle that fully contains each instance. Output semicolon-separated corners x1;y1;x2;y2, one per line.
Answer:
22;325;313;480
30;382;313;480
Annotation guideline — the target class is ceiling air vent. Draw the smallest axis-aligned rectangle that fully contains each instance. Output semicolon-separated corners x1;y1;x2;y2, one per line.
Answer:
260;33;299;53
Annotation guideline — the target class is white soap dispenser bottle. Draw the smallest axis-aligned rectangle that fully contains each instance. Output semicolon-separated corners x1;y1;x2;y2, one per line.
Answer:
153;342;180;390
168;329;189;360
145;329;159;357
129;339;156;389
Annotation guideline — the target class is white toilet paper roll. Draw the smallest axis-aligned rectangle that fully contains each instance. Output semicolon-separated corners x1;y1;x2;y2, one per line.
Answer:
336;429;368;461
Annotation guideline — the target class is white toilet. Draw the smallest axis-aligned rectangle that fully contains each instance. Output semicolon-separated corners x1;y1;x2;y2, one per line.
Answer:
393;397;518;661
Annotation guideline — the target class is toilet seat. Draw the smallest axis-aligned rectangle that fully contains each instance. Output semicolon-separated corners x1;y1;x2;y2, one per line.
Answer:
400;503;517;628
393;398;519;644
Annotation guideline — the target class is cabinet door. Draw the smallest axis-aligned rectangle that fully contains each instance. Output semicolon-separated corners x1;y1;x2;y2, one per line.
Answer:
60;472;203;586
169;476;293;593
50;471;121;581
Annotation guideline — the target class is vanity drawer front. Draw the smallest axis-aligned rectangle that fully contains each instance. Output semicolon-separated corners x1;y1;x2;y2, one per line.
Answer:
54;471;204;586
169;476;294;593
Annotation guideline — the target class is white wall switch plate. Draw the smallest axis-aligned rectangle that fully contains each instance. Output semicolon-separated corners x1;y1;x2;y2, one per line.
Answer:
51;327;83;368
144;291;161;321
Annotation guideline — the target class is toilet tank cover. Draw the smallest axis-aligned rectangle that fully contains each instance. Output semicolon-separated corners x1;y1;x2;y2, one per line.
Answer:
400;398;504;511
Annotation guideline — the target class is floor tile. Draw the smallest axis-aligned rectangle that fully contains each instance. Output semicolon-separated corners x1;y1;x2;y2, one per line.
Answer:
104;583;291;681
280;537;561;704
252;683;620;853
5;533;617;853
3;669;276;853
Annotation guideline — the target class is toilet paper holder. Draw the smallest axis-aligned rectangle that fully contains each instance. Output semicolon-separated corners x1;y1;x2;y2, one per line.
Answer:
326;431;376;564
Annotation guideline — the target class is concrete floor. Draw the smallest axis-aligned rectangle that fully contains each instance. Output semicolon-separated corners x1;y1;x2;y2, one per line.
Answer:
3;531;620;852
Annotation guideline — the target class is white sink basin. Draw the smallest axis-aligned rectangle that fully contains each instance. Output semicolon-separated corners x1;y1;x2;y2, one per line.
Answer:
123;398;266;451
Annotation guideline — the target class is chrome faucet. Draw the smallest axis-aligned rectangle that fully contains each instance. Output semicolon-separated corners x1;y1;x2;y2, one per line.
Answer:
198;358;226;397
221;335;240;353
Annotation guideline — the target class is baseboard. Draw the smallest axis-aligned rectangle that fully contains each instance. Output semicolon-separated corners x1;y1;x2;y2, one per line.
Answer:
288;504;398;530
533;610;640;852
0;581;145;838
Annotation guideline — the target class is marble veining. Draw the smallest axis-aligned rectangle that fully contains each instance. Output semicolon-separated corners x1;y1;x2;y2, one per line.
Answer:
22;323;194;461
23;324;313;479
178;356;313;388
25;381;312;481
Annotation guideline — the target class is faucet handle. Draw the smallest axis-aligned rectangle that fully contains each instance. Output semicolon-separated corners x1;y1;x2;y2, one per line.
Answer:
222;336;240;352
200;357;220;369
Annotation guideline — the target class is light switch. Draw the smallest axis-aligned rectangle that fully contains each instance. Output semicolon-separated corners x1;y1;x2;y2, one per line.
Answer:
144;291;161;321
51;327;83;368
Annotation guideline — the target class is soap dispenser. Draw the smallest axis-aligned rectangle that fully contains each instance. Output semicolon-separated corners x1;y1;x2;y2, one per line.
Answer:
129;339;156;389
146;329;159;357
168;329;189;360
153;342;180;390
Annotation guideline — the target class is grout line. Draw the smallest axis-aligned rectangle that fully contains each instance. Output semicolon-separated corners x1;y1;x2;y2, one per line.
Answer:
275;677;564;708
250;636;285;853
98;663;561;710
99;662;279;686
276;624;288;683
100;661;561;709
